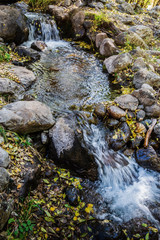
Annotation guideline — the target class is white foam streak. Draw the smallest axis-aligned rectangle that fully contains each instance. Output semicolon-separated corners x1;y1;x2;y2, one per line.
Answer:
82;123;160;224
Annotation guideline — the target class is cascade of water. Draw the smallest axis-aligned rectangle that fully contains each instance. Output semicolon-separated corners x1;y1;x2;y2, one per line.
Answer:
25;12;60;43
81;121;160;225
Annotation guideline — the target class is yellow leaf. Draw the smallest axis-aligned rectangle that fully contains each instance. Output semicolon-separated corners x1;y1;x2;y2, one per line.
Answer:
17;184;21;189
85;204;94;214
50;207;55;212
73;216;78;221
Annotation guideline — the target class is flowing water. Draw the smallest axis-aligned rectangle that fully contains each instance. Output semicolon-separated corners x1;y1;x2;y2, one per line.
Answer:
24;12;160;230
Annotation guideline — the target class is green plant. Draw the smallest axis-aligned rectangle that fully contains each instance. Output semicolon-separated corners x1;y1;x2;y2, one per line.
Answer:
10;132;32;147
7;198;37;239
0;125;7;143
0;45;11;62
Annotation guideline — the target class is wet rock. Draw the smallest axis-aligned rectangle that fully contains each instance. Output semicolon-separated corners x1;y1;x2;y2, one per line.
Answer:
118;2;135;14
154;123;160;136
133;69;160;89
65;186;79;206
115;94;138;111
0;194;13;231
132;57;147;72
99;38;119;57
15;46;41;62
49;117;98;181
0;167;10;192
132;135;143;149
96;32;107;48
129;25;153;44
123;148;134;157
145;104;160;118
104;53;133;74
0;78;24;100
31;41;47;52
0;5;28;44
71;11;85;39
132;87;155;106
0;147;10;168
136;110;145;121
108;105;126;119
94;103;106;118
108;122;131;151
115;31;147;49
6;66;36;90
107;118;119;128
0;101;55;134
136;146;160;172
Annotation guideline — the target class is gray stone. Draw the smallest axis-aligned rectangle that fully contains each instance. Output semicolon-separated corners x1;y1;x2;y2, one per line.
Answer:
0;101;55;134
132;88;155;106
49;117;98;181
115;94;139;111
71;11;85;39
0;148;10;168
136;146;160;172
129;25;153;44
0;195;13;231
107;118;119;128
31;41;47;52
96;33;107;48
104;53;133;74
133;69;160;89
118;2;135;14
145;104;160;118
0;167;10;192
108;105;126;119
0;5;28;44
15;46;41;62
94;103;106;118
154;123;160;135
0;78;24;100
136;110;145;121
8;66;36;89
99;38;119;57
115;31;147;49
132;57;147;72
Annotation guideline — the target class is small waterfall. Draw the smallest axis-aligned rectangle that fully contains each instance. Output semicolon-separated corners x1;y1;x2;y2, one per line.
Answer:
81;120;160;225
25;12;60;43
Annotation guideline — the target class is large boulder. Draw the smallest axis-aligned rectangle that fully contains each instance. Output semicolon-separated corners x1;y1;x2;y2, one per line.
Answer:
114;94;139;111
99;38;119;57
133;69;160;89
0;5;28;44
0;194;13;231
136;146;160;172
0;167;10;192
0;101;55;134
129;25;153;44
70;10;85;39
0;78;24;100
49;117;98;181
8;66;36;89
115;31;147;49
104;53;133;74
0;147;10;168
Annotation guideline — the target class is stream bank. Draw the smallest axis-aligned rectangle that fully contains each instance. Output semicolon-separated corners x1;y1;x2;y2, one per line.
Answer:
0;0;160;239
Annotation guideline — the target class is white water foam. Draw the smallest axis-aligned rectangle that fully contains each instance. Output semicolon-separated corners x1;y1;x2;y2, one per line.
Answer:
82;123;160;225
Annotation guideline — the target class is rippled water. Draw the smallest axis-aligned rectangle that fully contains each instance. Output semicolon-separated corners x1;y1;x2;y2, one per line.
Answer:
24;12;110;113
